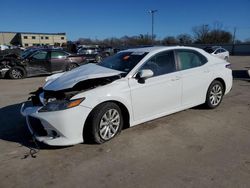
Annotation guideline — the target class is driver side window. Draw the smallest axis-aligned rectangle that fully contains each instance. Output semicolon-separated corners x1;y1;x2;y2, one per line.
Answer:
140;50;176;77
32;51;48;60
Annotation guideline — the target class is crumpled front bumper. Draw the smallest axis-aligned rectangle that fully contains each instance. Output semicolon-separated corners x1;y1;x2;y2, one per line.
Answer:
0;68;9;78
20;103;92;146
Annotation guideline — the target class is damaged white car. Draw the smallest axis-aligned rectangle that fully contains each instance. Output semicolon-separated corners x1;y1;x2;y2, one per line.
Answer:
21;46;232;146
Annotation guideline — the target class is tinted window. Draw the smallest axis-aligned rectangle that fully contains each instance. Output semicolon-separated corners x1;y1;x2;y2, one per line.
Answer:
220;48;226;53
177;50;207;70
140;51;176;77
51;51;67;59
32;51;48;60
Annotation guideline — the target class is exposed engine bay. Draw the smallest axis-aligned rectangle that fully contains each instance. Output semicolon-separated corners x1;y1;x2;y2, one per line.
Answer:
29;75;121;106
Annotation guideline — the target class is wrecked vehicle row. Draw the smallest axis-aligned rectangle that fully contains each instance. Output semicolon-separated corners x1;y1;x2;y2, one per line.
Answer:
0;49;88;79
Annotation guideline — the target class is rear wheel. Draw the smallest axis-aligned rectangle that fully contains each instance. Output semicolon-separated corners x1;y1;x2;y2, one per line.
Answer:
205;80;224;109
8;66;26;79
84;102;123;144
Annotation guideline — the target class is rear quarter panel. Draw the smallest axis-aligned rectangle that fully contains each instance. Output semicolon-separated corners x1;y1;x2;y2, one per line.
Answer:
208;59;233;94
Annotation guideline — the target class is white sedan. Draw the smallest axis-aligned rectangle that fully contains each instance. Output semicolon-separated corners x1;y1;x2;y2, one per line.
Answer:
21;46;233;146
204;46;230;61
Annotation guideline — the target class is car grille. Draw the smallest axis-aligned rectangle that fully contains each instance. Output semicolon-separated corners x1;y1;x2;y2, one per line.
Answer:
28;116;47;136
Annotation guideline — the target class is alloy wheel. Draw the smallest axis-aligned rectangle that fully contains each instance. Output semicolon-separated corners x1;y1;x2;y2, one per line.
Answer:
99;109;120;140
209;84;223;106
11;69;23;79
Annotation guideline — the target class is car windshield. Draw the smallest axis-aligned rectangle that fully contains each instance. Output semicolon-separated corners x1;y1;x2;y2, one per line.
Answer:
98;51;148;75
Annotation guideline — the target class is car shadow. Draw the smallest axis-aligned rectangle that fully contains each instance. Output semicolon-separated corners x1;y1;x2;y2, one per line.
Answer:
0;102;70;150
232;70;250;80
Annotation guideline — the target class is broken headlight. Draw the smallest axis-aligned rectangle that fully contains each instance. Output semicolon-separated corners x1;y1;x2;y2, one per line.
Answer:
39;98;85;112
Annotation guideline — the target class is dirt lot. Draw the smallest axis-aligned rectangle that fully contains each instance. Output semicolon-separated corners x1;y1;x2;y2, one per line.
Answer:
0;56;250;188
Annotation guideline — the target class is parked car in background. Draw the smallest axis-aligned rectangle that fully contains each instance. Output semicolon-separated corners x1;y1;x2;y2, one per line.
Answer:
0;49;88;79
21;46;232;146
102;46;119;56
0;45;10;51
204;46;229;61
77;45;107;63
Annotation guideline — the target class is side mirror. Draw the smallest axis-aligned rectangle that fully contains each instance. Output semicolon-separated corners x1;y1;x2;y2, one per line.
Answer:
136;69;154;83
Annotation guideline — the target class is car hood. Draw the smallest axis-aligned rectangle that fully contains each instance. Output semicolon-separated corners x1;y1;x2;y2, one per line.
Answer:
43;63;124;91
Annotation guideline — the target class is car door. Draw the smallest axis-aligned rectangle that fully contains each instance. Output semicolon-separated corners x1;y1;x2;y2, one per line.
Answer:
26;50;50;75
128;50;182;122
175;50;211;107
50;51;68;73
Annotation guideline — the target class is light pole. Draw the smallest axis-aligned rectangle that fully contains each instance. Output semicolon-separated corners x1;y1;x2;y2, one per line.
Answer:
149;9;158;43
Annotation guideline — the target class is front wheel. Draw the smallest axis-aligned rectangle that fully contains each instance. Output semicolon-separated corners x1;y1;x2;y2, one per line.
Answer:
205;80;224;109
85;102;123;144
8;66;26;79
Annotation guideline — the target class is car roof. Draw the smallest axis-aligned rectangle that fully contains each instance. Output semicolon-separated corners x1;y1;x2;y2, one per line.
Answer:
35;48;65;52
122;46;204;54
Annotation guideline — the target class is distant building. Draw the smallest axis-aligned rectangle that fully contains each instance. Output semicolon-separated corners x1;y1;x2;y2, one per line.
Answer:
0;31;67;47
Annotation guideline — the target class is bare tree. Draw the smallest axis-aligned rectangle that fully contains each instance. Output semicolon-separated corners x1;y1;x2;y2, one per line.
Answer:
192;24;210;43
177;34;193;44
161;36;178;45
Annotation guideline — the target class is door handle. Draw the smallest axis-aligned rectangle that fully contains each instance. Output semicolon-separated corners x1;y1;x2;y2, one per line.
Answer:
204;69;210;73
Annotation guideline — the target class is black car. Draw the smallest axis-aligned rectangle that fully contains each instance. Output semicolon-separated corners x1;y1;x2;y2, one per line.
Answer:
0;49;87;79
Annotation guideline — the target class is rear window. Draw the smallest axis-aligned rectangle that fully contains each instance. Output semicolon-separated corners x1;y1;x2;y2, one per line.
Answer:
177;50;207;70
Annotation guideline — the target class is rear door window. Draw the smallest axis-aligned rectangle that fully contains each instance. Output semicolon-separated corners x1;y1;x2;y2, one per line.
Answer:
176;50;207;70
51;51;67;59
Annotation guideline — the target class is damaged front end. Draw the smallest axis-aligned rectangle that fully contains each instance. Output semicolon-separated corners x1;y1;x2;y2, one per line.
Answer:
0;58;24;78
20;73;122;146
0;60;11;78
29;75;121;107
20;63;124;145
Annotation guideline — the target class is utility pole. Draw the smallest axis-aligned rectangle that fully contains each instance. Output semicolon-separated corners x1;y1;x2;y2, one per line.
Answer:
149;9;158;43
232;27;237;55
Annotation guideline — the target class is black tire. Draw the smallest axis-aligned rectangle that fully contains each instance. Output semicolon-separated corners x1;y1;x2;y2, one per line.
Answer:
66;63;78;71
8;66;26;79
205;80;224;109
84;102;123;144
